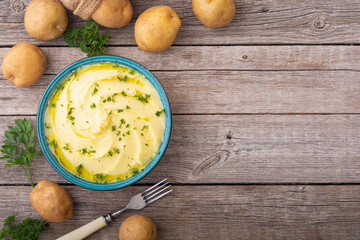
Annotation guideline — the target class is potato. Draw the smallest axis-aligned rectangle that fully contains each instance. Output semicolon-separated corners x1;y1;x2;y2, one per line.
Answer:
30;180;73;223
92;0;133;28
119;214;157;240
24;0;68;41
135;6;181;53
192;0;235;28
1;43;46;88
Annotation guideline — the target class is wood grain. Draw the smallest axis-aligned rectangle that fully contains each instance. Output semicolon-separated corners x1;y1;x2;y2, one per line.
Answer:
0;115;359;184
1;70;359;115
2;46;360;73
1;0;360;45
0;185;359;240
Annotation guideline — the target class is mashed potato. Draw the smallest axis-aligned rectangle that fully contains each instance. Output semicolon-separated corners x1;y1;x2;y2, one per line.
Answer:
44;62;165;182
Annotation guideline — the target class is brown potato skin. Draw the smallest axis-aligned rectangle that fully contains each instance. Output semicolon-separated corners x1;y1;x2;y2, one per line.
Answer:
1;43;46;88
92;0;133;28
192;0;235;28
119;214;157;240
30;180;73;223
24;0;68;41
135;6;181;53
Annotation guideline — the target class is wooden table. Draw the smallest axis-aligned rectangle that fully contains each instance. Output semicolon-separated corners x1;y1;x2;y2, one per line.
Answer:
1;0;360;239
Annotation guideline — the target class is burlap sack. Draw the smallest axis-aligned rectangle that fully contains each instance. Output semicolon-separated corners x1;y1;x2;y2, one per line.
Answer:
60;0;103;20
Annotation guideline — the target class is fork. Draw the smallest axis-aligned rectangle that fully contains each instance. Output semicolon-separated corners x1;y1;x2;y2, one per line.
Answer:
57;178;173;240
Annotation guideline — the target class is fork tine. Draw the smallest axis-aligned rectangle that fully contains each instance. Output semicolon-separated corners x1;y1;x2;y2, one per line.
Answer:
146;189;173;205
144;184;171;201
142;178;167;195
143;181;170;199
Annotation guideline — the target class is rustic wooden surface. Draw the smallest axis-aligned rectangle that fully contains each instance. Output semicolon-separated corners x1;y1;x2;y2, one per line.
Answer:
0;0;359;239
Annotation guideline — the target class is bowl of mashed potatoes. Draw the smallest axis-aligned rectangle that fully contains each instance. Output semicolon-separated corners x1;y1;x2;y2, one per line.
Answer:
37;56;171;190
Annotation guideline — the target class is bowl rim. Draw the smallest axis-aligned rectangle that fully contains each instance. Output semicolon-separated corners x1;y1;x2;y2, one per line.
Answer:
37;55;172;191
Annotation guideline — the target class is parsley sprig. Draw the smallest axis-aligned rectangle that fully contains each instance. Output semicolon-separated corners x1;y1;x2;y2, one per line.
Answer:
0;215;49;240
64;20;110;57
0;119;41;188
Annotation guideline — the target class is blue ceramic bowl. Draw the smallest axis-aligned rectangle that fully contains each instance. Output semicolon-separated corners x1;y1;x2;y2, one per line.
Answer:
37;56;172;190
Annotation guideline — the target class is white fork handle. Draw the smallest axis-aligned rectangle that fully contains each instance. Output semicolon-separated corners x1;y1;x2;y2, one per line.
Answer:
57;216;107;240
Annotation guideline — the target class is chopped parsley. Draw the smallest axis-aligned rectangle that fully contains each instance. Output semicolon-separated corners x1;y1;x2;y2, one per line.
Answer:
121;91;127;97
113;147;120;154
92;87;98;95
76;164;83;176
116;131;121;136
142;125;149;131
126;124;130;128
155;109;165;117
117;109;123;113
131;168;139;176
107;151;113;157
70;70;78;78
90;103;96;109
49;140;58;148
112;64;119;68
145;143;149;146
102;99;106;103
79;148;96;155
68;116;75;121
111;94;117;102
129;70;135;75
118;75;128;82
93;173;106;181
126;105;131;110
134;93;150;103
95;83;99;87
63;143;71;151
111;125;116;131
107;96;111;102
126;130;131;135
68;107;74;115
51;104;56;108
45;123;50;129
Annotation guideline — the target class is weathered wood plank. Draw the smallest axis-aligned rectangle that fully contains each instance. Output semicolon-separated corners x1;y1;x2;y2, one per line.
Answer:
1;70;359;115
0;185;359;240
0;115;359;184
1;0;360;45
1;46;360;72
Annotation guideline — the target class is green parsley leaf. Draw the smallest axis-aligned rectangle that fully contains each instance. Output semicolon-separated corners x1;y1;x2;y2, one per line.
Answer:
134;93;150;104
0;215;49;240
155;109;165;117
131;168;139;176
68;107;74;115
76;164;83;176
64;20;110;57
0;119;41;187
